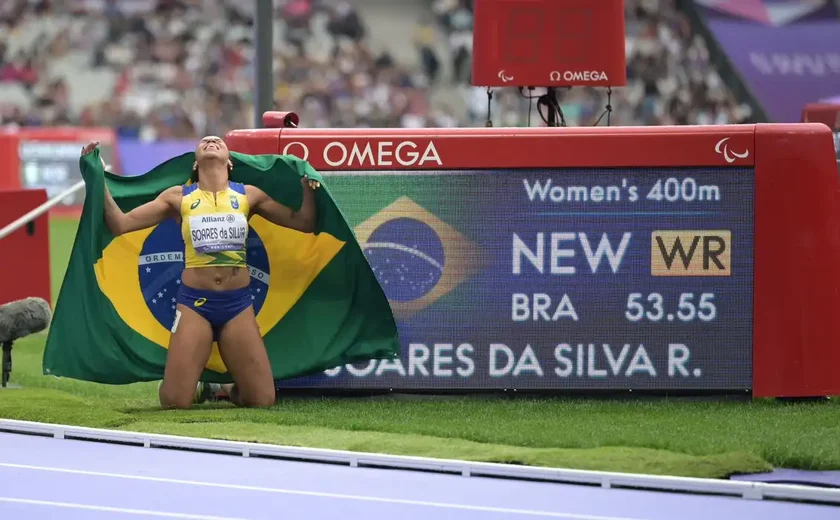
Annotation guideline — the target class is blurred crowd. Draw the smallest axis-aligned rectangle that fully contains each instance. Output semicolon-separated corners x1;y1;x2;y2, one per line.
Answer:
0;0;752;140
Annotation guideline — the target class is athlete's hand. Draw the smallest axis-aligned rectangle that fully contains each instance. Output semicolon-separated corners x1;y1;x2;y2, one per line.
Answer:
302;175;321;190
81;140;110;171
81;141;99;156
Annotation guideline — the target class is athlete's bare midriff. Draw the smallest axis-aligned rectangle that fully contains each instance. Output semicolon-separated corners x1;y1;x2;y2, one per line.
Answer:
181;266;250;291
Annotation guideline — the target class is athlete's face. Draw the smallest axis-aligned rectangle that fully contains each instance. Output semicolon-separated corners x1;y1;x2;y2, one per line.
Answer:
196;136;229;162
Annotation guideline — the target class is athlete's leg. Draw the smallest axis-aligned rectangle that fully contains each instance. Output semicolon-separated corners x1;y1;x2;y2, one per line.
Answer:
217;305;276;408
159;304;214;409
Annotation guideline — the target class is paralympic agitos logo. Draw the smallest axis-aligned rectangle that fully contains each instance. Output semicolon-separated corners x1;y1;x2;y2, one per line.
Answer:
714;137;750;164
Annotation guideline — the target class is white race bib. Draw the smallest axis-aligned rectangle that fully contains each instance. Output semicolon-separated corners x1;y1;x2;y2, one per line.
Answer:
189;212;248;254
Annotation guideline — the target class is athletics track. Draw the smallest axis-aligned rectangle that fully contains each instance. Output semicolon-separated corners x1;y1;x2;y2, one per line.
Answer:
0;421;838;520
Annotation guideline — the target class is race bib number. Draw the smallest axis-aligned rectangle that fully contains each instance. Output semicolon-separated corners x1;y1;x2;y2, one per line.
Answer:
189;212;248;254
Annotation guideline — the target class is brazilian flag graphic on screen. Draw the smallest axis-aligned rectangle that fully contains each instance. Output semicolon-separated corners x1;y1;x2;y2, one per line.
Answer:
42;149;399;384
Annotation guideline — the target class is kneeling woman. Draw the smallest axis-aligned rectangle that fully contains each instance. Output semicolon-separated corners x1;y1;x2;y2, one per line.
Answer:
82;136;320;408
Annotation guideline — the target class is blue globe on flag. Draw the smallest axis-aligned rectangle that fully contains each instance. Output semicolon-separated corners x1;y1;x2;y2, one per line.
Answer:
362;217;445;302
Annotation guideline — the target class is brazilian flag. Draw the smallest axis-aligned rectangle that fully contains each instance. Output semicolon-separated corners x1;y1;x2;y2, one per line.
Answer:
43;149;399;384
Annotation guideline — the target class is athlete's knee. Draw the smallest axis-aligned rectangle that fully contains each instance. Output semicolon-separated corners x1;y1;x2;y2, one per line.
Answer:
237;384;276;408
158;382;193;409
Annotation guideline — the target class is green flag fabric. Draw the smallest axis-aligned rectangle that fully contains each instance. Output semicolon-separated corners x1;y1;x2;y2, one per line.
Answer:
43;149;399;384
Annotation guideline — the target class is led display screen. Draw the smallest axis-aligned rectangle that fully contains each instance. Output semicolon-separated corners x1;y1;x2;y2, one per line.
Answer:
275;167;755;391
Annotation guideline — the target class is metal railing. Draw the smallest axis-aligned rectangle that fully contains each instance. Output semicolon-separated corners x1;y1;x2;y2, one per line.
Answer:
0;181;85;240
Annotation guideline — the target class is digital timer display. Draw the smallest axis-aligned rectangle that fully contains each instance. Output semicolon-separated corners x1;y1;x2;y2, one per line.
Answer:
501;5;591;66
471;0;626;87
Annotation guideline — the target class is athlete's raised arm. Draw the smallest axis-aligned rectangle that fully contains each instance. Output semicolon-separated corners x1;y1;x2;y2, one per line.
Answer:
246;176;320;233
82;141;181;237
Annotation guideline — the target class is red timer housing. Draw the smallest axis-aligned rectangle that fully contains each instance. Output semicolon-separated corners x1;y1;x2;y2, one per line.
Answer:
471;0;627;88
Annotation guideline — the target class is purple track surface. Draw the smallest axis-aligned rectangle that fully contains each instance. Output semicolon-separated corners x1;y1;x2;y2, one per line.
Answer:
0;432;837;520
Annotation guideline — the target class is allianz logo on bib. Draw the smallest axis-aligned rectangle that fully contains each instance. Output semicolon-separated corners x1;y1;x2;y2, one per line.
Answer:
200;215;228;224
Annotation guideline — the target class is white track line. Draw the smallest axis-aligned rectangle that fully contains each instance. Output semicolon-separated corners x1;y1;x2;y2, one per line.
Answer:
0;497;246;520
0;462;642;520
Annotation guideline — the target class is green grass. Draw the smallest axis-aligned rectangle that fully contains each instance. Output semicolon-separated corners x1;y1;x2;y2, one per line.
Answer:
0;217;838;480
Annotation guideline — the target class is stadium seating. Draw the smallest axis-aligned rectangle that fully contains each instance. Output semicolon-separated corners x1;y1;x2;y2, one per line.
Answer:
0;0;750;137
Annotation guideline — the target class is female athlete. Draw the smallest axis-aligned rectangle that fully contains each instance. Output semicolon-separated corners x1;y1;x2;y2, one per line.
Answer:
81;136;320;409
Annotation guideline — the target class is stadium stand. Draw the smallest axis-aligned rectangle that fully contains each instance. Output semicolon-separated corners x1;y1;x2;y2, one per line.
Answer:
0;0;753;138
